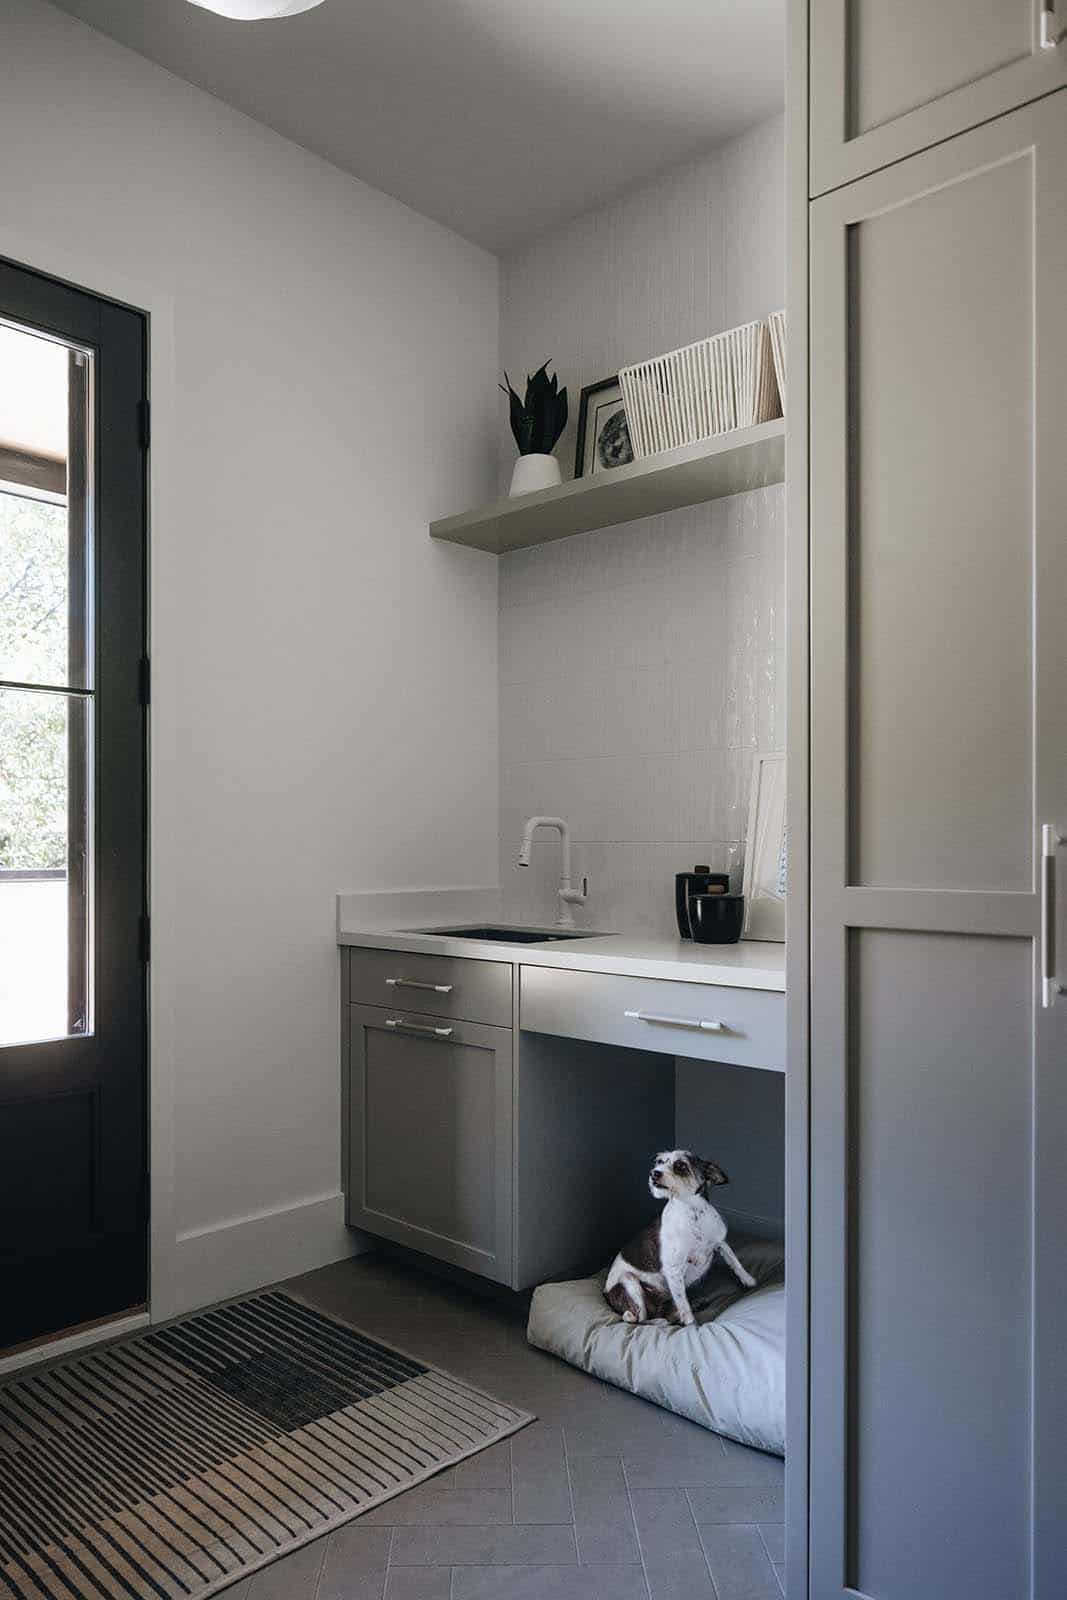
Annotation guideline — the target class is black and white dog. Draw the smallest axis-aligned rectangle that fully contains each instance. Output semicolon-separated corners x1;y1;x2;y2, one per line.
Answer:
604;1149;756;1326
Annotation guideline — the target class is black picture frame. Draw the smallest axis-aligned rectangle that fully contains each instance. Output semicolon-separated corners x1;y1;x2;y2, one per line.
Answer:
573;375;633;479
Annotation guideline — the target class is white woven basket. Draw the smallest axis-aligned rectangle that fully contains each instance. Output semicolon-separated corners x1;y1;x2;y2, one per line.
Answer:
730;320;781;429
619;320;781;459
767;310;786;412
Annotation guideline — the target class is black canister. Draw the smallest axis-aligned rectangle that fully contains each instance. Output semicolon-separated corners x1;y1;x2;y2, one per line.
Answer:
675;865;730;938
689;893;744;944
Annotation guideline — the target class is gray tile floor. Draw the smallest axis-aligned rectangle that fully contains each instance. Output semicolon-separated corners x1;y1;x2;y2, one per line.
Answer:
230;1253;785;1600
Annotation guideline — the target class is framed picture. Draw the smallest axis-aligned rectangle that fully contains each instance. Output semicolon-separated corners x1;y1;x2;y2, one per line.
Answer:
741;751;786;942
574;376;634;478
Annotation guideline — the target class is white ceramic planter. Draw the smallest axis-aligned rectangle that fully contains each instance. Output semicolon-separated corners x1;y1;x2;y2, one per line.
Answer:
509;453;562;497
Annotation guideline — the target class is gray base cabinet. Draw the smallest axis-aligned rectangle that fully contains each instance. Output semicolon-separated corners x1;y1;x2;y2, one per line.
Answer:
347;1003;514;1284
343;948;718;1292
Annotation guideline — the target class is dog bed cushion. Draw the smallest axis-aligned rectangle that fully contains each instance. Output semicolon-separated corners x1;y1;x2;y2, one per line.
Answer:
527;1235;785;1454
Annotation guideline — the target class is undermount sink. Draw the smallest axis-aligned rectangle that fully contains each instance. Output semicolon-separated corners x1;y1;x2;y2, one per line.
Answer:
409;925;608;944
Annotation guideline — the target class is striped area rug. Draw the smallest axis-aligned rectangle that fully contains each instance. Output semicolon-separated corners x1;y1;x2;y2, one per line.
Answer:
0;1291;532;1600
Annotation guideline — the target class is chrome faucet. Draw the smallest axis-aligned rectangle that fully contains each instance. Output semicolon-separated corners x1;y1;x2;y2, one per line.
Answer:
517;815;588;928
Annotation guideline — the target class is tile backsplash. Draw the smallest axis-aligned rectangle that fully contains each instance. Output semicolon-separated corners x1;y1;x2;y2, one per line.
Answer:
499;483;785;935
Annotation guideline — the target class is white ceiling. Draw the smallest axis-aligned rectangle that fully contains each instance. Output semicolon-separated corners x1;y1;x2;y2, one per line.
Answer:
49;0;784;252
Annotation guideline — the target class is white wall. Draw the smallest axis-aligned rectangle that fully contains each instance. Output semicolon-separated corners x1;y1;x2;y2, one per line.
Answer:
497;118;785;936
1;0;501;1316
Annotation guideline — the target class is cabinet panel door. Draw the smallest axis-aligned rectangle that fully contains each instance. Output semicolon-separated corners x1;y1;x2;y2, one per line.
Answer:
348;1004;513;1284
810;0;1067;195
809;92;1067;1599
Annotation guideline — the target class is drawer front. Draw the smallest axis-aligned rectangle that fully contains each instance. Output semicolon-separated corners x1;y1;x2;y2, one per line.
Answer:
347;946;512;1027
348;1004;513;1284
521;965;785;1071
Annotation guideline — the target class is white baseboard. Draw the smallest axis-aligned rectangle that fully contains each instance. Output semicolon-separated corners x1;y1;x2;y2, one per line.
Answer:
171;1190;369;1318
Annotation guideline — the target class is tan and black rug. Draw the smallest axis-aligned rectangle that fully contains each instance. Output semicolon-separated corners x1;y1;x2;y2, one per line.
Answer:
0;1290;532;1600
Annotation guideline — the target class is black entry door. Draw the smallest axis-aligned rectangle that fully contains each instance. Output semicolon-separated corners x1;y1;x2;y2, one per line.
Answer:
0;259;147;1351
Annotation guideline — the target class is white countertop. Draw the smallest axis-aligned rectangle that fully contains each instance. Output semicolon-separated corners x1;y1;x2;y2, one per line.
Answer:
336;889;785;992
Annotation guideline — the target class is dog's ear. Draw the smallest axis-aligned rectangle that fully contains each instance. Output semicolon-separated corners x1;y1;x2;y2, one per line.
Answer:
700;1159;728;1188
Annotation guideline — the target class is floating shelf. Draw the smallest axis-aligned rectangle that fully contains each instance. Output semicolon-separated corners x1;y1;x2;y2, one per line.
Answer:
430;418;785;555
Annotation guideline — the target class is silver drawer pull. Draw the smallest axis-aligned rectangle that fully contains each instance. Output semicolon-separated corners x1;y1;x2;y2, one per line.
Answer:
386;976;454;994
624;1009;725;1033
384;1018;455;1039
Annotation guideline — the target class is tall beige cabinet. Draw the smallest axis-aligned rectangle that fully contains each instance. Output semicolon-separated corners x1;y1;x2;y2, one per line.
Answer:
791;5;1066;1597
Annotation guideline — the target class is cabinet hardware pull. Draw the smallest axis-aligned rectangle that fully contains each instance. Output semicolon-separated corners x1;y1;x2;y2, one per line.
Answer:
1040;2;1062;48
384;1018;455;1039
624;1009;725;1032
1041;824;1065;1008
386;977;455;994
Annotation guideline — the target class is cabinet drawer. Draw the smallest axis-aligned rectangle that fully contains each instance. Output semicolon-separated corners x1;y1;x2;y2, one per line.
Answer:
521;965;785;1071
347;946;512;1027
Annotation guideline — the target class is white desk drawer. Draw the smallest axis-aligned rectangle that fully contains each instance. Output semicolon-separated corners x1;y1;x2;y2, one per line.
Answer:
520;965;785;1071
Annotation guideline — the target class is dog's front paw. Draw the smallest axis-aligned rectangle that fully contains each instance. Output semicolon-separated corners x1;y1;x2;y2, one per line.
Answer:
622;1309;638;1324
677;1310;696;1327
739;1269;757;1288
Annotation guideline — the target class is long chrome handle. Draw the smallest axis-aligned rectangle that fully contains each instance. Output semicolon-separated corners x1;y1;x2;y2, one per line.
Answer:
624;1009;725;1033
386;976;454;994
1041;824;1065;1008
384;1018;455;1039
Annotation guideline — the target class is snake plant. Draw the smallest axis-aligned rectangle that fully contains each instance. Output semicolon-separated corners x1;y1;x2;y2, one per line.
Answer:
500;361;568;455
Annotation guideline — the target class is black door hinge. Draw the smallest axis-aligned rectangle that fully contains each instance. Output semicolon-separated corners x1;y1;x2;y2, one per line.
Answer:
139;914;151;964
138;656;150;706
138;399;151;450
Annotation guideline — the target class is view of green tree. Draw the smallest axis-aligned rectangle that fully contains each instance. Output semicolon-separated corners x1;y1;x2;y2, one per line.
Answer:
0;492;70;870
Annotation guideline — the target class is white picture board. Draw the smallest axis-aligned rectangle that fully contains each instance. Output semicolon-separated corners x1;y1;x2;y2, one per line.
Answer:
741;751;786;942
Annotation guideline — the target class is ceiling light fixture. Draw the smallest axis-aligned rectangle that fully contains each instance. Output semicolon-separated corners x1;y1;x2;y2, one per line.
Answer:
187;0;325;19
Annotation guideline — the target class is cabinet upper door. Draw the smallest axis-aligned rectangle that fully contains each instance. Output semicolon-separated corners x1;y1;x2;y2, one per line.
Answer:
808;90;1067;1600
810;0;1067;194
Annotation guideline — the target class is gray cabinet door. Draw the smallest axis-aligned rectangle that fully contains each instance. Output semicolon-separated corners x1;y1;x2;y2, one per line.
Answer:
809;92;1066;1599
348;1004;513;1284
810;0;1067;195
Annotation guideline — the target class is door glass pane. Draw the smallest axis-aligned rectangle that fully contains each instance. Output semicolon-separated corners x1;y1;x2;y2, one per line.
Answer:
0;322;90;689
0;689;90;1045
0;314;93;1048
